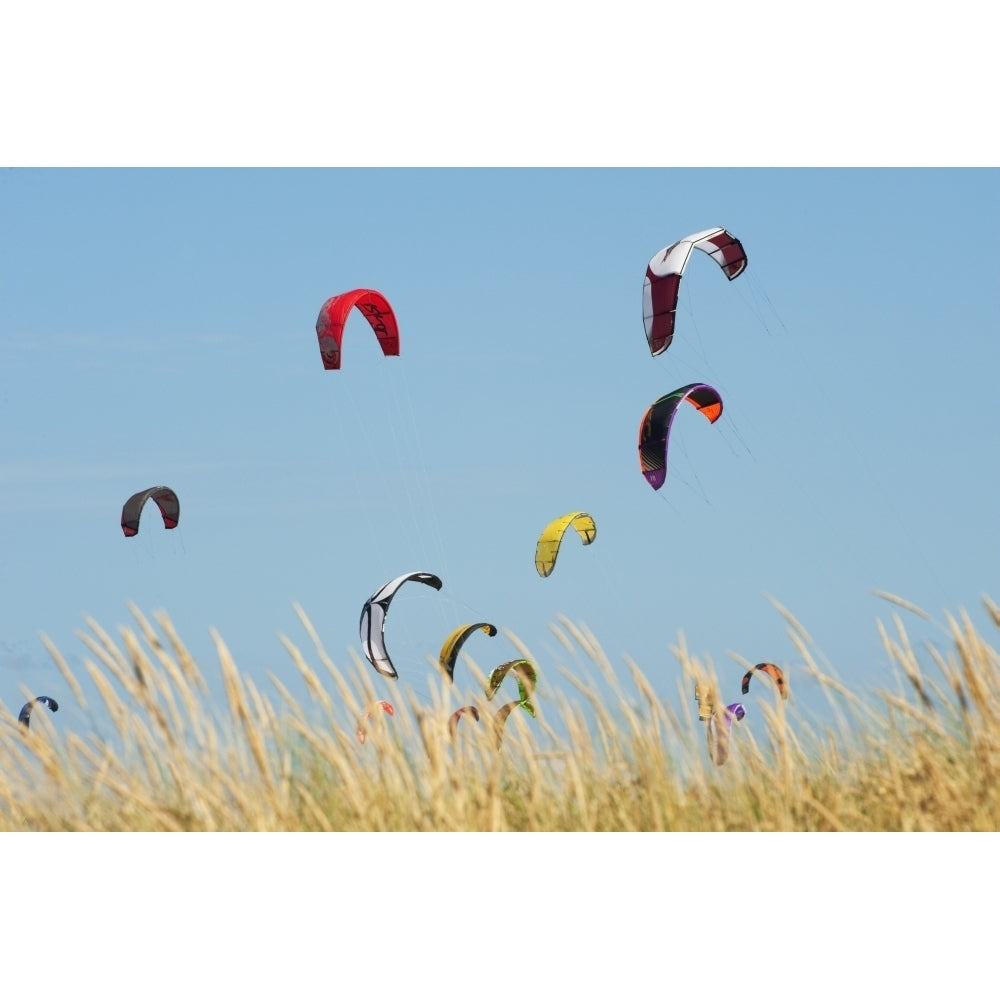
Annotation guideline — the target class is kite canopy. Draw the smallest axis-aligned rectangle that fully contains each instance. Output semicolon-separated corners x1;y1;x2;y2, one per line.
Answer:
534;512;597;578
448;705;481;740
706;703;746;766
492;701;525;749
121;486;180;537
355;700;395;744
638;384;723;491
741;663;788;699
359;571;444;680
315;288;400;370
486;659;537;715
438;622;498;682
481;660;538;748
642;227;748;356
18;695;59;729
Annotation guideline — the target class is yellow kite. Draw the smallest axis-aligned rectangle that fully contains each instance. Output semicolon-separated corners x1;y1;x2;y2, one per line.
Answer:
438;622;498;682
534;511;597;577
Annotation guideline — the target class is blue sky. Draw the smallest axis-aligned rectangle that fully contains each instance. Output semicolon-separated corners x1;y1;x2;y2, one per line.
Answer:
3;4;998;996
2;167;997;739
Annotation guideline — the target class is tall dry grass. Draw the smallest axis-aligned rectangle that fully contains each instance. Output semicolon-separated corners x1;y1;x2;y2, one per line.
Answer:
2;594;999;831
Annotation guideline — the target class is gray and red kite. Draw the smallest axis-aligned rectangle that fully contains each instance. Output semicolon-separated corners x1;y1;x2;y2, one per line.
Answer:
121;486;180;537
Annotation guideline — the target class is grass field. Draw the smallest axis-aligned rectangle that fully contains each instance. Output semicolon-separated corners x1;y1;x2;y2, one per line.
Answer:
3;592;998;832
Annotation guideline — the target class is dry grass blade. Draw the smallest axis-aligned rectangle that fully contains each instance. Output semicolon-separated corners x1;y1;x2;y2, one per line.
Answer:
873;590;932;621
278;634;335;717
40;632;88;710
877;616;934;712
155;611;211;696
766;595;814;645
212;628;275;796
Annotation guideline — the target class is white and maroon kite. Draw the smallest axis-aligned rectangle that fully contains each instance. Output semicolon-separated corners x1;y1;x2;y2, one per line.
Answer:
642;228;748;356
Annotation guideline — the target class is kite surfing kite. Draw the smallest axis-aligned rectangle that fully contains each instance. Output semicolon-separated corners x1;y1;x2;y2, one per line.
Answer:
492;701;530;748
438;622;498;682
18;696;59;729
534;512;597;578
315;288;400;370
642;227;748;356
359;571;444;679
706;702;745;766
355;700;395;744
638;384;723;491
486;659;537;713
121;486;180;537
486;659;537;747
448;705;481;741
741;663;788;699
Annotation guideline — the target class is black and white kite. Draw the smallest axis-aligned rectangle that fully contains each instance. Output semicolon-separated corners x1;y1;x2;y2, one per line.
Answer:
359;571;444;679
